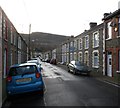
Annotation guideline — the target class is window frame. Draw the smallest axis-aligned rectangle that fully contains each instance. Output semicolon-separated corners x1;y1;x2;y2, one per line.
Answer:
92;50;99;68
79;38;82;50
78;52;82;62
85;35;89;49
84;51;89;66
93;31;99;48
106;21;112;40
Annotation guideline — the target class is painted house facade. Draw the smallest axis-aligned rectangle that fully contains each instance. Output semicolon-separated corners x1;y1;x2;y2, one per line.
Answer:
0;7;28;106
60;23;104;73
73;23;104;73
102;9;120;78
61;36;74;64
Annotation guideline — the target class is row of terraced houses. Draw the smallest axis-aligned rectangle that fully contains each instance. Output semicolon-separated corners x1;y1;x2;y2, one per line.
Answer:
0;3;120;108
0;7;28;107
44;7;120;83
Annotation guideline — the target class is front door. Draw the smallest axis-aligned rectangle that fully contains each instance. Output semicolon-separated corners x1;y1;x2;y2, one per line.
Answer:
107;53;112;77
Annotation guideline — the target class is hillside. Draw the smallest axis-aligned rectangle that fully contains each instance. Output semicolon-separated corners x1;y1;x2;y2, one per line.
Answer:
21;32;70;52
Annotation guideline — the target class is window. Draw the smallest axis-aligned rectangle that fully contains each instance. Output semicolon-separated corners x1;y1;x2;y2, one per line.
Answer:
85;35;89;49
11;26;13;43
93;31;99;48
79;38;82;50
74;40;77;50
64;44;66;53
74;52;77;60
84;51;89;66
70;41;73;47
18;37;21;49
3;17;6;39
62;45;66;53
14;33;16;45
118;18;120;37
107;22;112;39
78;52;82;62
62;54;66;63
67;53;69;63
70;53;73;61
92;50;99;68
4;49;7;78
70;41;74;52
10;50;13;65
18;51;21;64
66;43;69;52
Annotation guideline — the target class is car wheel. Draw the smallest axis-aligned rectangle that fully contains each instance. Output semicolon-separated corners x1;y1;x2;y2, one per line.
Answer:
73;69;76;75
38;89;44;97
68;67;70;72
87;72;90;76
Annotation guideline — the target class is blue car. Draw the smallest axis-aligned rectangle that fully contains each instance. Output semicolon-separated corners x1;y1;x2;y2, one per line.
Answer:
6;63;44;96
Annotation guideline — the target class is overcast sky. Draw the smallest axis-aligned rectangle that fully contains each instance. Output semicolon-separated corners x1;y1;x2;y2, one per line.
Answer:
0;0;119;36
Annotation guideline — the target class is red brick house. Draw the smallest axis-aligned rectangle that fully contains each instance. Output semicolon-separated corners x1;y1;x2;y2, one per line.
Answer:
102;9;120;78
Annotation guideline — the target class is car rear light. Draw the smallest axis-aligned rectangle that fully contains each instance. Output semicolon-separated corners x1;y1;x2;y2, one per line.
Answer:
7;76;12;82
36;72;40;78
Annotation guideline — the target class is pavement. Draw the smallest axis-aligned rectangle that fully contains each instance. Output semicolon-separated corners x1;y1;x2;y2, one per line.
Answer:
56;64;120;88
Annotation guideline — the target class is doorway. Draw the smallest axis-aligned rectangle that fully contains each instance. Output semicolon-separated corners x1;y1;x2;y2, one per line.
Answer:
107;52;112;77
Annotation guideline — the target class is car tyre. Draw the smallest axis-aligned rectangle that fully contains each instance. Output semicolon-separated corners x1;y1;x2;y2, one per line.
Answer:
73;69;76;75
37;89;44;97
87;72;90;76
68;67;70;72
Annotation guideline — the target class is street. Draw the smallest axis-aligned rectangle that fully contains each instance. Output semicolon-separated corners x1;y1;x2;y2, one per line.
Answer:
3;62;120;107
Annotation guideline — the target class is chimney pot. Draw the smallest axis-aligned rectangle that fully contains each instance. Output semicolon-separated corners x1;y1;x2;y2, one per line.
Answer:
89;22;97;29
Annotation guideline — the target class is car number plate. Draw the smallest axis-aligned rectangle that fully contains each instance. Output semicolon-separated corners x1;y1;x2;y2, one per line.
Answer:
16;78;31;83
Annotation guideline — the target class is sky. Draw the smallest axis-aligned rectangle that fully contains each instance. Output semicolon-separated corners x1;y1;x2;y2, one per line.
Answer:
0;0;119;36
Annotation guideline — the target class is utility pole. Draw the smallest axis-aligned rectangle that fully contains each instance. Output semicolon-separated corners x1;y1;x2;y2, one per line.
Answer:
28;24;31;60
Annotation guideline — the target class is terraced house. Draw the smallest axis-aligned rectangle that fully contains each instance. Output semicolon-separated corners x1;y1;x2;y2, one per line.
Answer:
61;36;75;63
75;22;104;73
102;9;120;79
0;7;28;107
61;23;104;74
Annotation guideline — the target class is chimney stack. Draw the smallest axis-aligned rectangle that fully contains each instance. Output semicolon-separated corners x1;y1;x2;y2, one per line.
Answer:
89;22;97;29
103;13;110;18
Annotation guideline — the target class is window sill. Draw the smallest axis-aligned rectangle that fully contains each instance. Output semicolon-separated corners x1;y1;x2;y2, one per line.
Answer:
105;38;112;41
117;36;120;38
85;48;89;50
116;71;120;74
93;46;99;48
92;66;99;68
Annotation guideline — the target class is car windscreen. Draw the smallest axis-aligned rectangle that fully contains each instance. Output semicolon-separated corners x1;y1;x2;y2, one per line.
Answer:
75;61;85;66
9;65;38;76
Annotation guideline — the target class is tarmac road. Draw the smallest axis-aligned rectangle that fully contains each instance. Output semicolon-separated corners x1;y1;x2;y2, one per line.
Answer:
2;62;120;107
43;63;119;106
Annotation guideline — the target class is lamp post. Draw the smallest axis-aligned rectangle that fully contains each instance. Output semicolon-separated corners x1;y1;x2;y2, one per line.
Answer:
28;24;31;60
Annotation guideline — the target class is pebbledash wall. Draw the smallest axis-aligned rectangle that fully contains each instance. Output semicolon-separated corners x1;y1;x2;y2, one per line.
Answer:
0;7;28;107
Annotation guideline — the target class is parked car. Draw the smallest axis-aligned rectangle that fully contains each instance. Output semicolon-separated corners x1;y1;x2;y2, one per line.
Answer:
43;58;50;63
27;60;42;70
50;59;57;65
67;60;91;75
31;57;42;64
6;63;44;96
